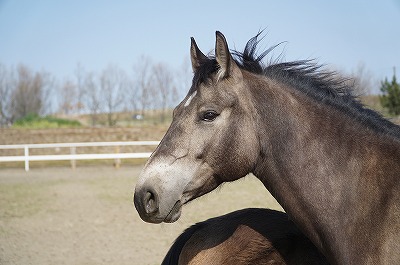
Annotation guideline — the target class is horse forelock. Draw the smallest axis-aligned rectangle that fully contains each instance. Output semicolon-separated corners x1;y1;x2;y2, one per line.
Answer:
191;58;218;92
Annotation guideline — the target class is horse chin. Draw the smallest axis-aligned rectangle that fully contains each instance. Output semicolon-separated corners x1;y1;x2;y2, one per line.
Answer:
163;200;182;223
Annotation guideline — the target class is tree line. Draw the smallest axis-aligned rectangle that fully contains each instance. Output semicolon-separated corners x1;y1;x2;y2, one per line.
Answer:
0;56;191;127
0;58;398;127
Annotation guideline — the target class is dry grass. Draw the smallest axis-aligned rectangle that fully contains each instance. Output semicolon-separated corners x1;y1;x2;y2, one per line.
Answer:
0;166;282;265
0;126;169;145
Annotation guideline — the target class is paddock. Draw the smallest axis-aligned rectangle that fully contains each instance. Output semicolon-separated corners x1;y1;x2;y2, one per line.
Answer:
0;165;282;265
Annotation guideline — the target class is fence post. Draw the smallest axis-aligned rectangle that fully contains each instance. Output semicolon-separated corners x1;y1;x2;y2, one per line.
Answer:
70;146;76;170
114;145;120;168
24;146;29;171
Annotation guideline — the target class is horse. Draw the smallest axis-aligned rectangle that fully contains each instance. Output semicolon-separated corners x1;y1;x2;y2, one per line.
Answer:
134;31;400;264
161;208;329;265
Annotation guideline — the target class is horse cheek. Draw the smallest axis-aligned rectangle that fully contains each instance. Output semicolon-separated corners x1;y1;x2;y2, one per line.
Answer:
223;123;257;179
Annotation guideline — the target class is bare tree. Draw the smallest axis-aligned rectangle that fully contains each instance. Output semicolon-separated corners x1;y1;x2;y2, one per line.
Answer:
177;57;193;102
59;79;77;115
133;55;153;115
351;62;374;95
40;71;55;115
85;72;101;126
0;64;13;126
126;76;140;113
74;63;86;114
99;64;127;126
10;64;53;121
152;62;176;122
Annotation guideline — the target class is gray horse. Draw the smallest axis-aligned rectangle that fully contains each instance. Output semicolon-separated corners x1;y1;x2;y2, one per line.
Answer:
134;31;400;264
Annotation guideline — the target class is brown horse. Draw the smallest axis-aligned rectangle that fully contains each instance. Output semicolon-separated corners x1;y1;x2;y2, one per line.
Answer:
134;31;400;264
161;208;329;265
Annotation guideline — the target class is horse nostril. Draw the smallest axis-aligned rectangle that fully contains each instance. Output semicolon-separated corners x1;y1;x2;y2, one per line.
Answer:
196;153;204;160
144;191;158;214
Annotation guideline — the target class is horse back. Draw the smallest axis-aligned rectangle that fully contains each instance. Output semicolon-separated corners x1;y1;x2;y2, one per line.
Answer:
162;208;329;265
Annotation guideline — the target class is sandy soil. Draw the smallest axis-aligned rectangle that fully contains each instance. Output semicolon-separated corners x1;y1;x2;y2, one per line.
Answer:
0;166;282;265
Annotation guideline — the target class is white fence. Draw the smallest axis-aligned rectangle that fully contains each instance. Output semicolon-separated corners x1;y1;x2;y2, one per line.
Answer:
0;141;160;171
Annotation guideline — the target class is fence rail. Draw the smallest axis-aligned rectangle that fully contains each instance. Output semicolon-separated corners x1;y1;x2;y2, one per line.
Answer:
0;141;160;171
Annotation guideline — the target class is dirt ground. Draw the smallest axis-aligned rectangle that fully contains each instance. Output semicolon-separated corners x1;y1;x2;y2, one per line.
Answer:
0;165;282;265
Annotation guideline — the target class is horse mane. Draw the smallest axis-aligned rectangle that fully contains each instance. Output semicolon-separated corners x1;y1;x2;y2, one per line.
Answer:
192;33;400;139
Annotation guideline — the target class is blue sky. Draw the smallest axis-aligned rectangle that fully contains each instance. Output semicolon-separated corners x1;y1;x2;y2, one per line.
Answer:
1;1;399;93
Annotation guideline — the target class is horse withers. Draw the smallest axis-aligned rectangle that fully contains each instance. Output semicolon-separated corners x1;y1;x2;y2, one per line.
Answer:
134;31;400;264
162;208;328;265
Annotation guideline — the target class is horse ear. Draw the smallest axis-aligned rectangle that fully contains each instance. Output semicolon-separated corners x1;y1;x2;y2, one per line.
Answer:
215;31;236;79
190;37;207;72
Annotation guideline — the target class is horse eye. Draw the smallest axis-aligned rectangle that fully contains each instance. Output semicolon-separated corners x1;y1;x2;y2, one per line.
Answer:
202;111;219;122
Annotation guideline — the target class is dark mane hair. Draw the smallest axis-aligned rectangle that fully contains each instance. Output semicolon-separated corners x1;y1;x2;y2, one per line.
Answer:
191;33;400;139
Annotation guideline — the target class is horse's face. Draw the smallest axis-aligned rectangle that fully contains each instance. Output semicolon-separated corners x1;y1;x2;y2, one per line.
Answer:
134;32;259;223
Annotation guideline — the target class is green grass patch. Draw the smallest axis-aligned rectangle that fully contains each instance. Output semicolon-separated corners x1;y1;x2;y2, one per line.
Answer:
12;113;81;129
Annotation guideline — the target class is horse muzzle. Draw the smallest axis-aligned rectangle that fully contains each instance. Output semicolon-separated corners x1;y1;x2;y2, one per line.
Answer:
134;183;183;223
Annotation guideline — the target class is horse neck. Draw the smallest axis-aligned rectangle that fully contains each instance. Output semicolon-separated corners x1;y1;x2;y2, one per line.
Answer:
248;77;400;264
